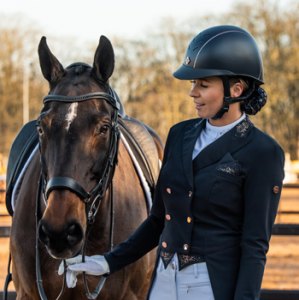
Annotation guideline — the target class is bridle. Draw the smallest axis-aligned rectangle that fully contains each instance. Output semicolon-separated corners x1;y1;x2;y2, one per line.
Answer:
43;90;120;223
36;88;120;300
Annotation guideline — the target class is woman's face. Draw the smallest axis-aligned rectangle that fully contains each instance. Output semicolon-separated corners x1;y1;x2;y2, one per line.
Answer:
189;77;241;125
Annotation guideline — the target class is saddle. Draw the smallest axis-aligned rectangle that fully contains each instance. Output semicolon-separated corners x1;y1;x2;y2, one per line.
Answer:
5;116;161;216
6;120;39;216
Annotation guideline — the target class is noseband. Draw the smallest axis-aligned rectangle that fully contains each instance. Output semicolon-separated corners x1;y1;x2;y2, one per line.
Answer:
41;89;120;223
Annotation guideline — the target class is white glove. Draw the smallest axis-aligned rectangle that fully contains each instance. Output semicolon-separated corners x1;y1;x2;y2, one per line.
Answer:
58;255;110;288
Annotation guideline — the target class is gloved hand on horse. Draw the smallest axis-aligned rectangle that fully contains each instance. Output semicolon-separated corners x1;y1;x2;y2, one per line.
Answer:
58;255;110;288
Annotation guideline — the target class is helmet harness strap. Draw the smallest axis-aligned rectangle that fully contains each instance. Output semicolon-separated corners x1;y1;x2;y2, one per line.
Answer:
212;76;231;120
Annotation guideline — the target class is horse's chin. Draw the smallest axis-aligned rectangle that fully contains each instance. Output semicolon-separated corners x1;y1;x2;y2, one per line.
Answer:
46;244;83;260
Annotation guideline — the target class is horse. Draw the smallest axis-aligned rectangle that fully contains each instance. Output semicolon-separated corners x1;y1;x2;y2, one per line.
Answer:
7;35;163;299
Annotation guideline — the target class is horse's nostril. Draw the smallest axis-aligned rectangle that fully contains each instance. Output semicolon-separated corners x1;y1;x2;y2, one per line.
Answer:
39;224;50;246
66;223;82;247
68;224;76;234
67;235;77;246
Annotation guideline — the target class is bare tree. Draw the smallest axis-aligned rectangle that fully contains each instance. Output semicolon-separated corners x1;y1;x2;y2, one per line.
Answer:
220;0;299;159
1;0;299;160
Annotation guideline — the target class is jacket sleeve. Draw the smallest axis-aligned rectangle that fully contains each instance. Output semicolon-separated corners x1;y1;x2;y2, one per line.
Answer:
104;213;164;273
234;141;285;300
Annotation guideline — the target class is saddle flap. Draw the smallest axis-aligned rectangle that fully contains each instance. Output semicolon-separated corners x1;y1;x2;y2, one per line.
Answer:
6;120;39;215
119;117;161;193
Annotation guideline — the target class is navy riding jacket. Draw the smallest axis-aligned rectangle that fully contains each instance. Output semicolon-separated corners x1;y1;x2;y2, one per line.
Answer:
105;116;285;300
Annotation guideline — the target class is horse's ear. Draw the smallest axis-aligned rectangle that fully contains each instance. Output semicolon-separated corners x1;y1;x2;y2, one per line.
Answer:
38;36;65;85
92;35;115;83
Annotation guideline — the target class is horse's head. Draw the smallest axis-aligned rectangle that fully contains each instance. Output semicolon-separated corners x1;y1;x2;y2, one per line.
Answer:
37;36;120;259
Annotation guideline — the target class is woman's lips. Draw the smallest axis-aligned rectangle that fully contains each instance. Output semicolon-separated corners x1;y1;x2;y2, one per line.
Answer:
195;103;205;110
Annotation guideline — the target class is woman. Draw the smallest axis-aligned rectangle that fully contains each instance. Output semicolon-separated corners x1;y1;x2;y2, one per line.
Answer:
60;25;285;300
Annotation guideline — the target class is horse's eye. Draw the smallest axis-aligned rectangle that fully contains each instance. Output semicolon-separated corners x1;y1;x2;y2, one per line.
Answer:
96;124;110;135
36;125;44;136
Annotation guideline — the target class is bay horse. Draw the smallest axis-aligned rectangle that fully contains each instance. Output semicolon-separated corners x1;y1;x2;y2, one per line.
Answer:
8;36;163;299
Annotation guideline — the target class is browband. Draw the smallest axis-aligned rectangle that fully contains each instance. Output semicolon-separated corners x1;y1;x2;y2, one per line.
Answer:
43;91;120;110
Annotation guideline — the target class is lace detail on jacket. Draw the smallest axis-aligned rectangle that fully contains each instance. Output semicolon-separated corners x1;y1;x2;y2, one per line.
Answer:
160;251;205;270
235;117;253;138
160;251;174;269
216;161;243;176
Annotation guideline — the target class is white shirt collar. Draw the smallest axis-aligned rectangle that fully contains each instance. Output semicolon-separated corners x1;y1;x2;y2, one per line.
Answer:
205;113;246;133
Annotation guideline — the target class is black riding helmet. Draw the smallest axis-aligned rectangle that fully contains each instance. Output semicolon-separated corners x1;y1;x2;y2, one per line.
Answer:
173;25;266;118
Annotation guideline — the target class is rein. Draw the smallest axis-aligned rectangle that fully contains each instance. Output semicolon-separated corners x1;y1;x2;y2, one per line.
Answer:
81;183;115;300
36;90;120;299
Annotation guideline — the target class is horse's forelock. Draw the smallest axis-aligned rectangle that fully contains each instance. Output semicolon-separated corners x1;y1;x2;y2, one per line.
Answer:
66;62;91;72
65;62;110;92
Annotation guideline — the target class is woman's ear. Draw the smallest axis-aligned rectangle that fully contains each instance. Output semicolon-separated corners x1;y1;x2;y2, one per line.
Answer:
230;82;244;98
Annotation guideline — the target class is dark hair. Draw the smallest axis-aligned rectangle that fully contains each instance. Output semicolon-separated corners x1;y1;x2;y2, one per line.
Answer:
229;77;267;115
241;86;267;115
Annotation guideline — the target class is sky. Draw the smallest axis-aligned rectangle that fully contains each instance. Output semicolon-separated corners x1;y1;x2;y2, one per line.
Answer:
1;0;238;40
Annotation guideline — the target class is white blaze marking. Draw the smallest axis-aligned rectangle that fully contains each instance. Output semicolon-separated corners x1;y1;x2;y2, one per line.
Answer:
65;103;78;131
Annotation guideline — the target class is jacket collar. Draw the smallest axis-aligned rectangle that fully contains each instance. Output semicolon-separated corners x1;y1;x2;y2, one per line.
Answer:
182;116;254;187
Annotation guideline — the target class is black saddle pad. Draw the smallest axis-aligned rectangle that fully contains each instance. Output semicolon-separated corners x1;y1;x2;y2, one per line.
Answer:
6;120;39;216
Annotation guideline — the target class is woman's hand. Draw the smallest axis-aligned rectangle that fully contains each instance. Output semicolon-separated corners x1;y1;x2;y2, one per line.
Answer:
58;255;110;288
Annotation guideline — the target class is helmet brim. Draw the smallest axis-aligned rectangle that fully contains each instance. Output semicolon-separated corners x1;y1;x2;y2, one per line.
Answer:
173;65;235;80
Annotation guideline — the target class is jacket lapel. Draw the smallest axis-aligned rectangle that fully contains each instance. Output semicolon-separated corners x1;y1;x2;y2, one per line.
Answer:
182;119;205;187
193;116;254;172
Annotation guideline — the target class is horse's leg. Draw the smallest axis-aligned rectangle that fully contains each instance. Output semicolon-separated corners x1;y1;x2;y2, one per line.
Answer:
11;262;28;300
10;154;41;299
11;233;40;300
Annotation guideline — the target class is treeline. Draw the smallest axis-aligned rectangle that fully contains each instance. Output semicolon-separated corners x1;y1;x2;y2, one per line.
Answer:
0;0;299;160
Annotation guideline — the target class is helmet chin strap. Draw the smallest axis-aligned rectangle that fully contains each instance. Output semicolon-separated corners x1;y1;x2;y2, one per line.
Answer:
212;76;231;120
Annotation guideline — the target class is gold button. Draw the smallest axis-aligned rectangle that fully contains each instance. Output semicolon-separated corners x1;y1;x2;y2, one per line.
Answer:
166;188;171;194
162;241;167;248
188;191;193;197
187;217;192;223
273;186;280;194
183;244;189;251
165;214;171;221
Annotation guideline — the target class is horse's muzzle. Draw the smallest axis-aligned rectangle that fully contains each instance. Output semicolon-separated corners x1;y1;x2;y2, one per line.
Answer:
38;220;83;258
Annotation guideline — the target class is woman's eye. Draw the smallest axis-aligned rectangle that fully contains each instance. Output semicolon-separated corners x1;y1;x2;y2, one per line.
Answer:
190;80;208;88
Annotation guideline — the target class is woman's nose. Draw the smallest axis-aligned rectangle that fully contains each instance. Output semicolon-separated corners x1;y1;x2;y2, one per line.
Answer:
189;85;198;98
